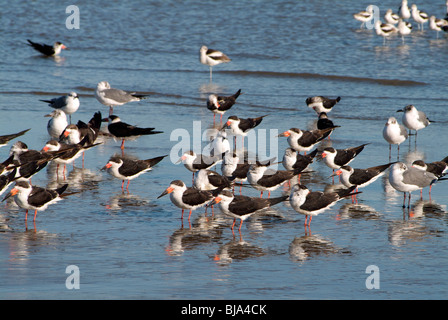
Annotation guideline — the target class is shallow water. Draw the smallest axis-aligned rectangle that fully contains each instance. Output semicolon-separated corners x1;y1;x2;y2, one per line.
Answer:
1;0;448;300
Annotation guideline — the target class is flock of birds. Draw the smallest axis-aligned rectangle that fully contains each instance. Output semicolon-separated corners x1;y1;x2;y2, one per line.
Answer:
1;32;446;236
354;0;448;43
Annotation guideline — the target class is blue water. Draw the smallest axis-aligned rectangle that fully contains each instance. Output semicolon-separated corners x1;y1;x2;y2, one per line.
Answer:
1;0;448;300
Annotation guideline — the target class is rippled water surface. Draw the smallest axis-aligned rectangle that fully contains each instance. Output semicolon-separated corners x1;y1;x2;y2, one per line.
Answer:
1;0;448;300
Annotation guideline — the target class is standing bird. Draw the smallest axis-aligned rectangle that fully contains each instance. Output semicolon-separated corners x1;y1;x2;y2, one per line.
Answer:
383;117;408;159
45;109;68;139
106;115;163;150
0;129;31;148
278;127;336;154
429;16;448;38
316;112;336;131
353;5;375;29
199;45;231;82
398;19;413;43
306;96;341;114
375;20;399;44
411;4;429;30
95;81;149;116
40;92;79;123
282;148;317;175
221;152;250;193
399;0;411;20
321;144;369;173
2;180;68;222
27;39;68;56
333;163;395;192
411;157;448;194
102;155;166;192
290;184;359;227
224;115;267;148
397;105;431;141
207;190;288;232
207;89;241;124
177;150;224;182
193;169;232;191
385;9;400;25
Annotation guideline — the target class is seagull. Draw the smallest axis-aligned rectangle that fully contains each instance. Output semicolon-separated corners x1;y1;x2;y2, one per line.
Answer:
207;89;241;124
289;184;360;227
45;109;68;139
277;127;337;154
199;45;231;82
223;115;267;148
157;180;215;220
429;16;448;38
0;129;31;148
333;163;395;192
321;144;369;172
353;5;375;29
375;20;399;44
40;92;79;123
95;81;149;116
389;162;439;208
399;0;411;20
385;9;400;25
207;190;288;232
106;115;163;150
27;39;68;56
398;19;413;43
411;4;428;30
2;180;68;221
383;117;408;159
305;96;341;114
102;155;166;191
193;169;232;191
397;105;431;140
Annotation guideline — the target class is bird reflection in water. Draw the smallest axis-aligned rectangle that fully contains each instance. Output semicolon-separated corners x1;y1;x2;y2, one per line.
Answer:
289;232;350;262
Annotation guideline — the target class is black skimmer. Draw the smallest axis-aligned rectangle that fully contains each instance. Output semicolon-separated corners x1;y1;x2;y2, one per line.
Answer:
333;163;394;192
102;154;166;191
59;111;102;145
383;117;408;159
316;112;336;131
193;169;232;191
353;5;375;28
2;180;68;221
0;155;15;176
207;190;288;232
40;92;79;123
397;105;431;140
0;168;17;197
399;0;411;20
411;4;428;30
278;127;336;154
385;9;400;25
389;162;439;208
321;144;369;172
411;157;448;194
398;19;412;43
95;81;149;116
429;16;448;38
27;39;68;56
207;89;241;123
0;129;30;148
157;180;214;220
289;184;360;227
306;96;341;114
375;21;399;44
224;115;267;148
177;150;224;181
247;161;304;198
106;115;163;150
208;129;230;157
282;148;317;174
199;45;231;82
45;109;68;139
221;152;250;193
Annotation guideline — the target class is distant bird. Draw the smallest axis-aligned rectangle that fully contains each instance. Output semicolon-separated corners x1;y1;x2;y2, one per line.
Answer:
306;96;341;114
353;5;375;29
157;180;215;220
0;129;30;148
45;109;68;139
399;0;411;20
207;89;241;124
106;115;163;150
397;105;431;140
278;127;337;154
383;117;408;159
411;4;428;30
398;19;412;43
385;9;400;25
95;81;149;116
321;144;369;172
193;169;232;191
224;115;267;148
199;45;231;82
2;180;68;221
27;39;68;56
375;21;399;44
429;16;448;38
207;190;288;232
333;163;394;192
40;92;79;123
290;184;360;227
389;162;439;208
102;155;166;191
